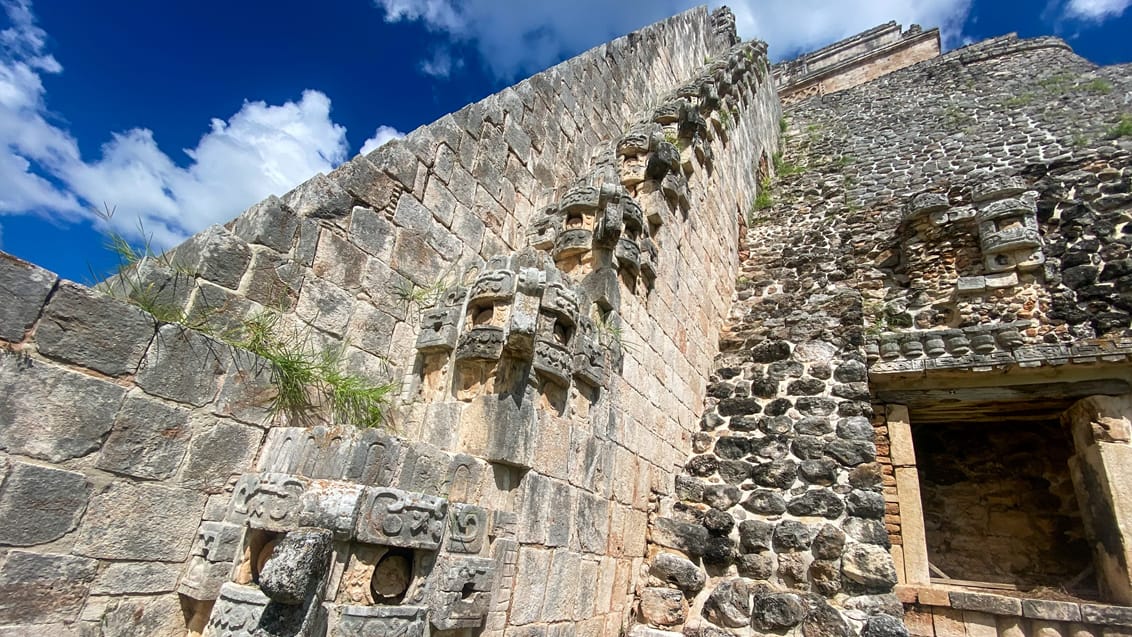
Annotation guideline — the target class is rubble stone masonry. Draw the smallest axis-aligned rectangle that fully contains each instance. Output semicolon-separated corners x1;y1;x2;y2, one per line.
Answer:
4;4;1132;637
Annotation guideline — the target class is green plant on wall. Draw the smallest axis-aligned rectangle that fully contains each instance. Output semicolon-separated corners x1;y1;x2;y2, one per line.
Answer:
92;204;211;328
94;206;395;429
772;152;804;177
752;175;774;213
1106;114;1132;139
1083;78;1113;94
237;310;395;429
391;276;453;322
718;107;734;130
593;310;637;357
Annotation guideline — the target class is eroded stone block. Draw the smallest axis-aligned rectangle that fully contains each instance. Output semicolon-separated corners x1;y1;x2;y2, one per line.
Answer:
259;527;334;605
0;551;97;625
355;486;448;550
0;253;57;342
329;605;427;637
36;281;155;376
448;503;490;553
0;461;90;546
428;554;498;630
74;481;205;561
1;357;126;462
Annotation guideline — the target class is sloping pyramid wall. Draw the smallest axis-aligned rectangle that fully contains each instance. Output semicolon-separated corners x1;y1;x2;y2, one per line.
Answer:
0;6;782;636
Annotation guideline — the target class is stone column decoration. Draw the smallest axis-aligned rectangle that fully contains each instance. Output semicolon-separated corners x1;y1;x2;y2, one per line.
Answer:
1064;395;1132;605
173;425;511;636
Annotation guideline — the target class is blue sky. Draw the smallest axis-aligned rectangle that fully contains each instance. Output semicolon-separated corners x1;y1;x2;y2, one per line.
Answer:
2;0;1131;283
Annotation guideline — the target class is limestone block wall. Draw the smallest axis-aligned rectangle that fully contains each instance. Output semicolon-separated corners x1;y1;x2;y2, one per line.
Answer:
1;6;784;637
637;27;1132;637
774;23;940;105
0;253;275;634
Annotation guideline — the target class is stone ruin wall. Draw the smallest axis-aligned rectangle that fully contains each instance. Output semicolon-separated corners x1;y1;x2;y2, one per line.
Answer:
7;5;1132;637
634;25;1132;637
0;6;784;637
774;23;941;106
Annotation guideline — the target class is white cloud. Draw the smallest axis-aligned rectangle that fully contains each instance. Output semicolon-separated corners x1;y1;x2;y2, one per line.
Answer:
374;0;973;75
0;0;384;250
1064;0;1132;20
375;0;689;78
419;48;463;78
63;92;350;248
360;125;406;155
727;0;973;57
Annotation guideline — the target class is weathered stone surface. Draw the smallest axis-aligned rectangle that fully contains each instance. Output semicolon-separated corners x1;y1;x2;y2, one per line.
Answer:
752;458;798;488
171;225;253;289
826;439;876;466
98;594;186;637
811;524;847;560
355;486;447;550
232;195;299;252
97;392;192;479
802;598;853;637
178;415;262;491
295;276;354;337
1080;603;1132;626
640;587;687;627
429;553;498;629
774;520;816;551
0;253;56;342
651;517;711;554
949;591;1022;616
0;551;97;624
136;325;226;407
448;503;491;553
703;578;752;628
844;517;890;546
703;508;735;535
737;553;775;579
739;519;774;553
703;484;741;510
282;172;354;219
842;543;899;589
332;604;427;637
742;489;787;514
849;463;883;489
751;592;807;630
846;490;885;519
810;559;842;596
74;481;207;561
205;581;324;636
92;562;180;595
651;553;706;593
861;613;910;637
787;489;845;518
0;357;125;462
35;281;155;376
260;527;334;604
1022;599;1082;622
844;593;902;617
0;461;90;546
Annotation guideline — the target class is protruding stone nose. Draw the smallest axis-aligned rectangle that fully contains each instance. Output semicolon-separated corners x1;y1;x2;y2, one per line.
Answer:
257;527;333;605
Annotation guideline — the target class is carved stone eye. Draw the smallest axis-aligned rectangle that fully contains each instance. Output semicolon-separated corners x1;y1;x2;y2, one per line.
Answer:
472;305;494;326
371;549;413;604
566;214;584;229
553;321;570;346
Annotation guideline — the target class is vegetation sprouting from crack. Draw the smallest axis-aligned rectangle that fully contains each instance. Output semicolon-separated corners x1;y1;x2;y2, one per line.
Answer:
391;275;454;323
94;205;395;429
237;310;394;429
